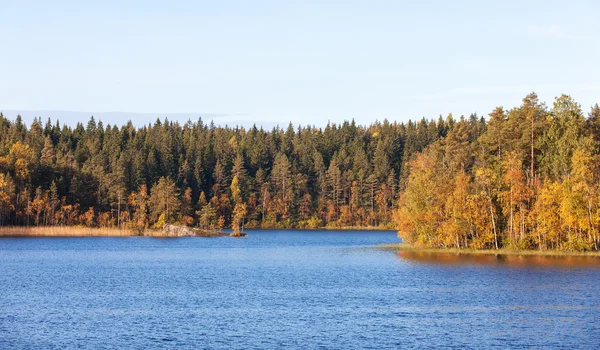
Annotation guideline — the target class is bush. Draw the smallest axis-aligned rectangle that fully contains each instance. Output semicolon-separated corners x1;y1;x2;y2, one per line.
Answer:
564;235;592;252
154;213;166;229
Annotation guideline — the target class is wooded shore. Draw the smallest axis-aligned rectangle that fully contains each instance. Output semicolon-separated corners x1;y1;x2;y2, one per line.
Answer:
3;93;600;250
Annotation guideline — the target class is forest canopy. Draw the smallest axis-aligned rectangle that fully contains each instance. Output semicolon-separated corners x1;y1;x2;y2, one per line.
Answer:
0;107;437;231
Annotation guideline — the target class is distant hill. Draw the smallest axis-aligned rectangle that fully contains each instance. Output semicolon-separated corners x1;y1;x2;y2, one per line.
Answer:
0;110;279;129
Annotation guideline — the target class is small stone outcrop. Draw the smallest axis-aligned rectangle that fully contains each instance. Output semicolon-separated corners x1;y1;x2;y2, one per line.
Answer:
161;224;228;237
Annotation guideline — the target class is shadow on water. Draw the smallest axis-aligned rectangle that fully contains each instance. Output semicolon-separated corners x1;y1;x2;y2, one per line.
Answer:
397;250;600;268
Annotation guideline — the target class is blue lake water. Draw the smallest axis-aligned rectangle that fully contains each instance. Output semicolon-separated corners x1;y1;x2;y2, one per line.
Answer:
1;229;600;349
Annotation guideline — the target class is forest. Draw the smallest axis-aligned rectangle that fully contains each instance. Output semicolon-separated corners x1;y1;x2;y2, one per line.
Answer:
395;93;600;251
0;107;438;232
1;93;600;251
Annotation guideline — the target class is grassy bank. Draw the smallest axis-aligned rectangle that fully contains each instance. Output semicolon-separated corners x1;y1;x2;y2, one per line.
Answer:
0;226;233;237
380;243;600;257
0;226;137;237
0;226;395;237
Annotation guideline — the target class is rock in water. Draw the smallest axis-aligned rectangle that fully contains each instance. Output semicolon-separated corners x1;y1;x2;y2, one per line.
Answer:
230;232;248;237
163;224;193;236
162;224;227;237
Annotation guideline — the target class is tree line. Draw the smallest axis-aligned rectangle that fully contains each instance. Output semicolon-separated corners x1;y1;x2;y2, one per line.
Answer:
0;110;448;231
395;93;600;251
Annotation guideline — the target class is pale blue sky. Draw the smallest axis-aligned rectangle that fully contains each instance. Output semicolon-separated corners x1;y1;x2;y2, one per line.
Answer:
1;0;599;127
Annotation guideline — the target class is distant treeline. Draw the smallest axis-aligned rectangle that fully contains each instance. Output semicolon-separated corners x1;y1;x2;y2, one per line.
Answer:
2;93;599;250
0;107;445;231
395;94;600;251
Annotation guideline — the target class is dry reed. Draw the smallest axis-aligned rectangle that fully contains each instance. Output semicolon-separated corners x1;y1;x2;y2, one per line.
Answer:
0;226;137;237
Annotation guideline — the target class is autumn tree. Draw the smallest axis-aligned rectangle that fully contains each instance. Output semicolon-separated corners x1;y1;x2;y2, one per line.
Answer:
149;177;181;227
230;175;247;235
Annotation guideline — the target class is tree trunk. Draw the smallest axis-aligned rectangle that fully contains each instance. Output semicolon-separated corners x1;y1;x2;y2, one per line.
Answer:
531;112;535;181
490;200;498;250
117;193;121;229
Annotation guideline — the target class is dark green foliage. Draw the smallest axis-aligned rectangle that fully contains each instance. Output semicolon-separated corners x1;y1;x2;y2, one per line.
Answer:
0;111;459;228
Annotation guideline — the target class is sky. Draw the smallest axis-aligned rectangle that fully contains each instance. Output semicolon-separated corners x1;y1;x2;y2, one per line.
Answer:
1;0;599;127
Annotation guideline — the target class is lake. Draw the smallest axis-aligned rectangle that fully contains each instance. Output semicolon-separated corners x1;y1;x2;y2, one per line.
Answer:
1;229;600;348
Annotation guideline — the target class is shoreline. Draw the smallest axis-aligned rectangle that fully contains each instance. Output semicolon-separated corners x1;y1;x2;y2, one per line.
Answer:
0;226;394;237
380;243;600;257
242;226;395;231
0;226;136;237
0;226;224;238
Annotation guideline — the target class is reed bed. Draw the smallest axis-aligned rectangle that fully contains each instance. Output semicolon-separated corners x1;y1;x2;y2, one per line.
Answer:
0;226;137;237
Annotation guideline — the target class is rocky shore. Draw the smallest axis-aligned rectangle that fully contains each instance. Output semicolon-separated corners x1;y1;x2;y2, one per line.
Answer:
159;224;230;237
